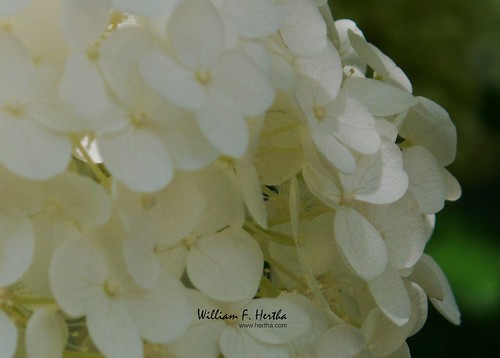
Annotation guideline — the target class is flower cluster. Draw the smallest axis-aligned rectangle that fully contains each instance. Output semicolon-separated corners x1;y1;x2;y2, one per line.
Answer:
0;1;461;357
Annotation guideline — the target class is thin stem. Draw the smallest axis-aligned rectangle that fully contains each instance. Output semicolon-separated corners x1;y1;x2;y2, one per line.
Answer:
75;141;108;183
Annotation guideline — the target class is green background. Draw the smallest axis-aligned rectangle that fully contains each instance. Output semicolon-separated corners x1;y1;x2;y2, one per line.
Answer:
330;1;500;356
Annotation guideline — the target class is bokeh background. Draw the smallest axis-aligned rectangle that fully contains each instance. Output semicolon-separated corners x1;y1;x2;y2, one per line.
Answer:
329;0;500;356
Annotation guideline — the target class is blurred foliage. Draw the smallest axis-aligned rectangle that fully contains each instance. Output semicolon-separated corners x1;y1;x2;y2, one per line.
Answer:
330;1;500;357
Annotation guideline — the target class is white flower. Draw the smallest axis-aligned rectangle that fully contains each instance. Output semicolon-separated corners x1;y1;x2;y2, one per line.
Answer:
302;141;408;281
21;171;112;296
296;76;381;174
49;228;193;358
0;30;72;179
140;0;275;157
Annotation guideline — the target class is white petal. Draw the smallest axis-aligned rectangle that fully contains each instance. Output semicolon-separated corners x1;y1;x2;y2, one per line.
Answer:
442;168;462;201
385;343;411;358
361;309;408;357
40;171;112;225
0;30;34;97
123;232;161;290
408;254;444;300
358;194;429;271
331;92;381;155
169;0;225;69
279;293;330;355
0;213;34;286
194;166;245;235
312;130;357;174
400;97;457;166
403;146;447;214
49;239;108;317
61;0;111;49
334;206;387;281
0;117;70;180
223;0;285;38
112;0;178;16
280;0;327;57
294;42;343;99
21;216;81;297
343;78;418;116
0;310;17;358
127;274;192;344
220;325;289;358
235;161;267;228
254;112;303;186
140;49;206;110
406;282;428;337
317;325;367;358
301;144;342;208
368;269;411;326
187;228;263;302
410;254;460;325
0;0;32;14
348;30;412;93
26;310;67;358
169;319;225;358
345;141;408;205
161;111;219;170
213;49;275;117
99;126;173;192
59;52;126;131
87;301;142;358
243;298;310;344
196;89;248;158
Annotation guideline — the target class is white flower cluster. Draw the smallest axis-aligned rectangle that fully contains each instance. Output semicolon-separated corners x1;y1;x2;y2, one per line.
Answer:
0;0;461;357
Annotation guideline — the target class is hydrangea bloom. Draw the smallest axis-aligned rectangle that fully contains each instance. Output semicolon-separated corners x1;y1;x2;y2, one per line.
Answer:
0;1;461;357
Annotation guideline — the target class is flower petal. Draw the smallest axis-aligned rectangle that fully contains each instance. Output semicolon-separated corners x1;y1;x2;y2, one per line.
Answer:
343;78;418;116
222;0;285;39
294;42;342;99
0;310;17;358
334;206;387;281
187;228;263;302
403;146;447;214
140;49;206;111
87;301;142;358
0;29;34;97
368;269;411;326
127;274;192;344
112;0;178;16
280;0;327;57
317;325;367;358
61;0;111;49
26;310;67;358
213;49;275;117
196;89;248;158
0;212;33;286
168;0;225;69
0;0;32;14
99;126;173;192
